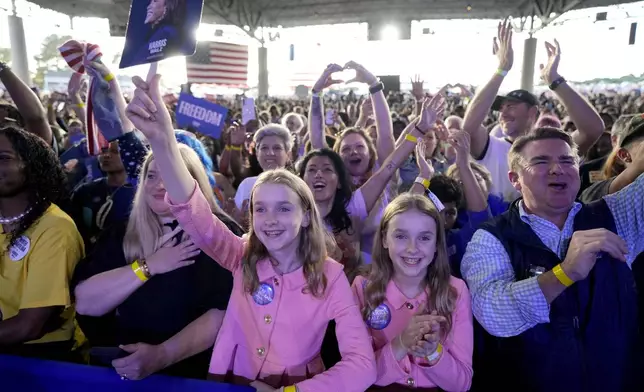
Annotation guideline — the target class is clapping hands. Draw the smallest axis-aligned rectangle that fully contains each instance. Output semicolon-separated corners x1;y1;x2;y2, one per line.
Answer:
540;39;562;85
493;18;514;72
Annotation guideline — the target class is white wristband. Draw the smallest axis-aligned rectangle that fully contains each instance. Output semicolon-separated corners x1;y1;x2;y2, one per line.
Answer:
426;190;445;212
426;343;443;362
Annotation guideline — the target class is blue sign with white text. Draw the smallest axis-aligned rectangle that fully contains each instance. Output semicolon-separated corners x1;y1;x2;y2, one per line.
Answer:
175;93;228;138
119;0;204;68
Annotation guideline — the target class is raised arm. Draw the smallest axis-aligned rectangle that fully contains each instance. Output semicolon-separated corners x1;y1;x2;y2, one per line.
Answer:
125;66;245;270
126;66;193;202
449;130;488;213
608;151;644;195
410;75;425;117
345;61;395;164
88;61;135;134
361;95;446;213
310;64;343;150
410;140;435;195
462;19;513;158
539;40;603;156
0;63;52;145
67;74;88;133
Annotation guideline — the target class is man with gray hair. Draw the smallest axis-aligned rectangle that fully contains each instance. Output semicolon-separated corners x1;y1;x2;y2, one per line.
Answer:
461;126;644;391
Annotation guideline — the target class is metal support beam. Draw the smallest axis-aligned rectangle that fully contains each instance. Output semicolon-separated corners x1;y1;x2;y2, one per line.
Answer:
8;0;31;85
521;37;538;92
257;46;268;96
530;0;581;33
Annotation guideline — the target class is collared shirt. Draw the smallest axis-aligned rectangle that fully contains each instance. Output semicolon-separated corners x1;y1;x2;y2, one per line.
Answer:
168;181;376;392
447;208;493;279
351;276;473;391
461;173;644;337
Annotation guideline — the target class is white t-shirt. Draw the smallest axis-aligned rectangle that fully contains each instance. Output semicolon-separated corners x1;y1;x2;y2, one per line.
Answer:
234;176;258;209
476;136;520;202
489;124;505;139
347;189;369;220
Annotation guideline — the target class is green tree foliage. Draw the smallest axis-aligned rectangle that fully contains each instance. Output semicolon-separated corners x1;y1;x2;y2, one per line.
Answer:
33;34;73;88
0;48;11;64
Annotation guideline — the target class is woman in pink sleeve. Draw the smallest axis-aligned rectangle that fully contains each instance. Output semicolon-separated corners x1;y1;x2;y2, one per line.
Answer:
124;66;376;392
352;193;473;392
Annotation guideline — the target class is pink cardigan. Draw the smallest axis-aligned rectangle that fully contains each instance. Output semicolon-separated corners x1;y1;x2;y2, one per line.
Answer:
352;275;473;392
167;183;376;392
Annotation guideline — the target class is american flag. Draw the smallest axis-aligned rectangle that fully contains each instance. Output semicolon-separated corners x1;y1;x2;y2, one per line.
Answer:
288;70;319;87
186;41;248;86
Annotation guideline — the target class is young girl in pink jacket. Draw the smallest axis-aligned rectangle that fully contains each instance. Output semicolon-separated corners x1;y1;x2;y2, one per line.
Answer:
352;193;473;392
125;69;376;392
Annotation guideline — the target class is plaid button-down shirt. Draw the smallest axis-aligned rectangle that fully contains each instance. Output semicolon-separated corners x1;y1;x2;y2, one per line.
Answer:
461;173;644;337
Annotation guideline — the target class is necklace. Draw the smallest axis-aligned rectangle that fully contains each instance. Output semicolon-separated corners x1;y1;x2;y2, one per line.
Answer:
96;183;128;230
0;206;33;224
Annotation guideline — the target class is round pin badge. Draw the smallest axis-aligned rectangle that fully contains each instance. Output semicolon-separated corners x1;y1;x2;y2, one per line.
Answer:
9;235;30;261
252;282;275;305
367;303;392;330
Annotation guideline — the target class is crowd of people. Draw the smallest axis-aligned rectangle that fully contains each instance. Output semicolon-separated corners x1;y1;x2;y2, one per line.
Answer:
0;18;644;392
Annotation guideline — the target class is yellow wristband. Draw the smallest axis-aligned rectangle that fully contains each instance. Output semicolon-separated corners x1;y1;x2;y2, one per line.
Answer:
131;260;149;282
415;177;430;189
284;386;297;392
426;343;443;362
405;134;418;144
104;73;115;82
76;103;86;108
229;145;242;151
495;68;508;77
553;264;574;287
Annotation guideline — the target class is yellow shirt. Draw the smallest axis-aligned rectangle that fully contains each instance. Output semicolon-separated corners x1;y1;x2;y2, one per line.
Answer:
0;204;84;344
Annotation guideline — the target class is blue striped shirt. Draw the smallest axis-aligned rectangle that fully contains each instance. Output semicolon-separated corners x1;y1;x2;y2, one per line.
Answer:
461;173;644;337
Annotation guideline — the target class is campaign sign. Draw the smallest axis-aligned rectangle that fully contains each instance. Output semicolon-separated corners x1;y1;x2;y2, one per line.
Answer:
175;93;228;138
119;0;204;68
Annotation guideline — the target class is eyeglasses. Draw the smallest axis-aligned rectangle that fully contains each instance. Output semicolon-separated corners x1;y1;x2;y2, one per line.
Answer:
523;156;578;171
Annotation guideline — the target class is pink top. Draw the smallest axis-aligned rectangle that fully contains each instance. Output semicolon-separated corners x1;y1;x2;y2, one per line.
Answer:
351;275;473;392
167;182;376;392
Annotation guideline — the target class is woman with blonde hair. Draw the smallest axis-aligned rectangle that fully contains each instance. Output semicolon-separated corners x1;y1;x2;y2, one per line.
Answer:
352;193;473;391
72;144;243;380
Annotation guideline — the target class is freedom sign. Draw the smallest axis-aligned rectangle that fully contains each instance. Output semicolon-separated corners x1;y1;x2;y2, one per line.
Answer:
175;93;228;138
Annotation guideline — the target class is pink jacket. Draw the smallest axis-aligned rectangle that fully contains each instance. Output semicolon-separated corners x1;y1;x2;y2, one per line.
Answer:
168;183;376;392
351;275;473;392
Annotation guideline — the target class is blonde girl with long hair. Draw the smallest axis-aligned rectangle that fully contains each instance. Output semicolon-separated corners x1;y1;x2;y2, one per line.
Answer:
125;69;376;392
72;145;243;380
352;193;473;391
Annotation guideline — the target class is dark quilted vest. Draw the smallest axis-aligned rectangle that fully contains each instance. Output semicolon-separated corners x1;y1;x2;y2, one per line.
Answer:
476;199;641;392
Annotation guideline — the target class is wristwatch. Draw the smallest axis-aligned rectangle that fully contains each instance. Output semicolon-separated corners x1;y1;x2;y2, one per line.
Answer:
369;81;384;94
549;76;566;91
